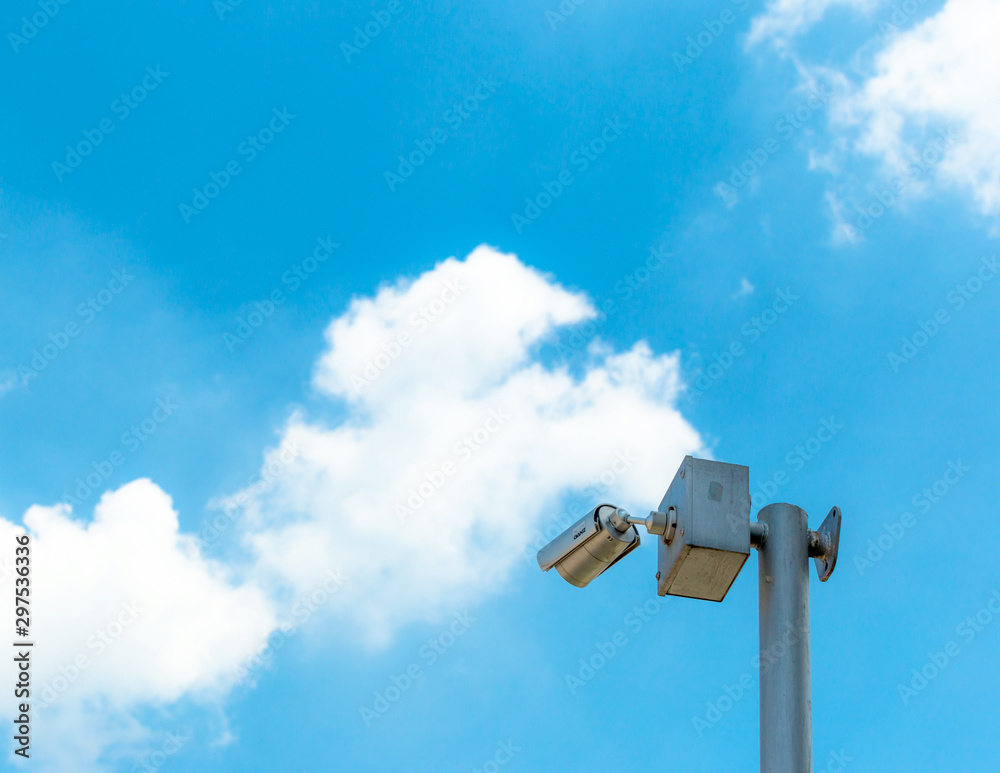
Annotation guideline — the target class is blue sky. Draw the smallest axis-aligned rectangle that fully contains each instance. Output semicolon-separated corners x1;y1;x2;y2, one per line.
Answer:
2;0;1000;770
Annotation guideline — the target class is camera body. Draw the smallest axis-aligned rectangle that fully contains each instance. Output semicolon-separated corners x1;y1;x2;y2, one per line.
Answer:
537;504;640;588
655;456;751;601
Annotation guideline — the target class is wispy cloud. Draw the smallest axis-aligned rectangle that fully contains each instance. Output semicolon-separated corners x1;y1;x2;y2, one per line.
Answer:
731;277;756;298
234;245;704;646
747;0;884;49
749;0;1000;239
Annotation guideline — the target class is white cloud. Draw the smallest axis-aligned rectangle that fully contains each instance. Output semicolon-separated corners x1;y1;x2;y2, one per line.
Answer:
749;0;1000;232
0;369;17;395
824;189;865;245
230;245;705;646
731;278;756;298
0;245;705;767
835;0;1000;216
0;480;277;770
747;0;882;48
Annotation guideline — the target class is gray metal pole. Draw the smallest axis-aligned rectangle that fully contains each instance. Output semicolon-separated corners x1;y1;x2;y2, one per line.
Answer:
757;503;812;773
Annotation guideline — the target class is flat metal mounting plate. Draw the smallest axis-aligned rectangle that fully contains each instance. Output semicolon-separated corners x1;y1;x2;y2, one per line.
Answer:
814;506;841;582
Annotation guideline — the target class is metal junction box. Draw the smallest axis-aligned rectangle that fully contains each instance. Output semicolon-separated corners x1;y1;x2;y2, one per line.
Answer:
656;456;751;602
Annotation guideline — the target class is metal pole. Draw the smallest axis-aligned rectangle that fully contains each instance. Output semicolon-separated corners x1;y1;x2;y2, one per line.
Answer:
757;503;812;773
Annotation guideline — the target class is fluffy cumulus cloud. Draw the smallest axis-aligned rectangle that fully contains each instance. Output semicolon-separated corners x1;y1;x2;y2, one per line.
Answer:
1;246;704;766
0;481;277;771
231;246;705;645
836;0;1000;216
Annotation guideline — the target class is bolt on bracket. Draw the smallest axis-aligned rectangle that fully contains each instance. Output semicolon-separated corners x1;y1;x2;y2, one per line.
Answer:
808;506;841;582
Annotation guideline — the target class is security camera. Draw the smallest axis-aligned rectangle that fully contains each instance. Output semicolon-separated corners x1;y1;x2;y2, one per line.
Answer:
533;457;844;769
537;504;641;588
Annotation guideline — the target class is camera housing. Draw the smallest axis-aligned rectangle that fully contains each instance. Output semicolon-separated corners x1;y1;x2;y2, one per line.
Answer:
655;456;751;602
537;504;640;588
